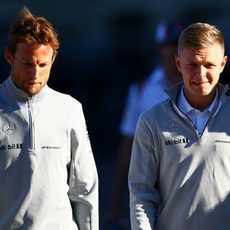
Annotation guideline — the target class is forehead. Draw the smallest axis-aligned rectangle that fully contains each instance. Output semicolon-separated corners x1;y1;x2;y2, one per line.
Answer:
15;42;54;57
179;42;224;60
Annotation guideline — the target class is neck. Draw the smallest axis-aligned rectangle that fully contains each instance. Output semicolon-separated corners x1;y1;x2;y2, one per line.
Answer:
185;89;217;111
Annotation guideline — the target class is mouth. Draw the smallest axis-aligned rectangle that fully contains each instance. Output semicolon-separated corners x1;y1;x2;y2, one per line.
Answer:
193;80;209;86
28;81;40;86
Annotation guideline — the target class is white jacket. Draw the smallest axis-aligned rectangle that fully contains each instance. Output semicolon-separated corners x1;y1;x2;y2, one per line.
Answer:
129;83;230;230
0;77;98;229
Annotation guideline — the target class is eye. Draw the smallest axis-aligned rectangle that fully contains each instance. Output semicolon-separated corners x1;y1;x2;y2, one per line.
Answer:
188;63;197;67
205;63;215;68
39;63;48;68
23;62;33;66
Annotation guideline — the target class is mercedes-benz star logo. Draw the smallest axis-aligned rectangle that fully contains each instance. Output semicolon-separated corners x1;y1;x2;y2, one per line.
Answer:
2;120;16;135
167;120;179;132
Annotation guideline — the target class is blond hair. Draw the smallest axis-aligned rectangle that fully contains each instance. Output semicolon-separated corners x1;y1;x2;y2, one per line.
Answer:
178;22;225;53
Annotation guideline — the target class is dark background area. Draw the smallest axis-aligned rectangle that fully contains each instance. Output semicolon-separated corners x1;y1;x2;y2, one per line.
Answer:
1;1;230;229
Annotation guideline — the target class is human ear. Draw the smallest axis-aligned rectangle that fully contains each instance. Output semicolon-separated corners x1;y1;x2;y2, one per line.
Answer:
221;55;227;69
4;47;13;65
175;53;182;73
51;51;57;64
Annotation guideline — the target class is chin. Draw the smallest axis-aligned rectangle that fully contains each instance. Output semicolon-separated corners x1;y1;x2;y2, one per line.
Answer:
200;91;212;97
25;88;40;96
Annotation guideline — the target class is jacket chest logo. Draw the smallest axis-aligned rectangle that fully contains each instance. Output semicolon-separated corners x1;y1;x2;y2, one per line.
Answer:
2;120;16;135
167;120;179;132
165;138;189;145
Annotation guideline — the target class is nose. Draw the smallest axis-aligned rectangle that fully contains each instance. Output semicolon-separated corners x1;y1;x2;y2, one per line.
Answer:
29;65;39;79
196;65;206;77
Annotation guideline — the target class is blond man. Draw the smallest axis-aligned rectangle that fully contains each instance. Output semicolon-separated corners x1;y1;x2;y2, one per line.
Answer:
129;22;229;230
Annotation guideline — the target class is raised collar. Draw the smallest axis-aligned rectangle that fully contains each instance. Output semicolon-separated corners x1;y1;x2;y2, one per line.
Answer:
165;82;229;105
177;86;219;114
3;76;49;103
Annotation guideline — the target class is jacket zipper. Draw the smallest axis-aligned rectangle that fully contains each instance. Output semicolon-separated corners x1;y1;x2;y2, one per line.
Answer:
172;97;223;143
172;102;201;141
167;83;229;143
27;97;35;150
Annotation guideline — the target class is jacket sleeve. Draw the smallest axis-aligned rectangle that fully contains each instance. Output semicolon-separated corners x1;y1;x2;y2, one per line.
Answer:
67;99;99;230
128;113;160;230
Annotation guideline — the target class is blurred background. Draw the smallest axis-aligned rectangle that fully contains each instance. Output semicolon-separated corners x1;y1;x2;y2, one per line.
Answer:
1;0;230;229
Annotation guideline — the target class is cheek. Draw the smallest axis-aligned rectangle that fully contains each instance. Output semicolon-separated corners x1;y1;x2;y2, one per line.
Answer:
14;66;30;80
181;67;192;78
40;68;51;77
206;70;220;83
42;69;52;83
181;73;190;85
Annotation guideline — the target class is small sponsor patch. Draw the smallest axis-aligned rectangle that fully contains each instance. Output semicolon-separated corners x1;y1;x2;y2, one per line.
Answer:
2;120;16;135
0;143;22;150
167;120;179;132
165;138;189;145
41;146;61;149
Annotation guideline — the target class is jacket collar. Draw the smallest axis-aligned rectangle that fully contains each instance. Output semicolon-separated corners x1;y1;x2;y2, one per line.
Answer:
3;76;49;103
165;82;229;105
